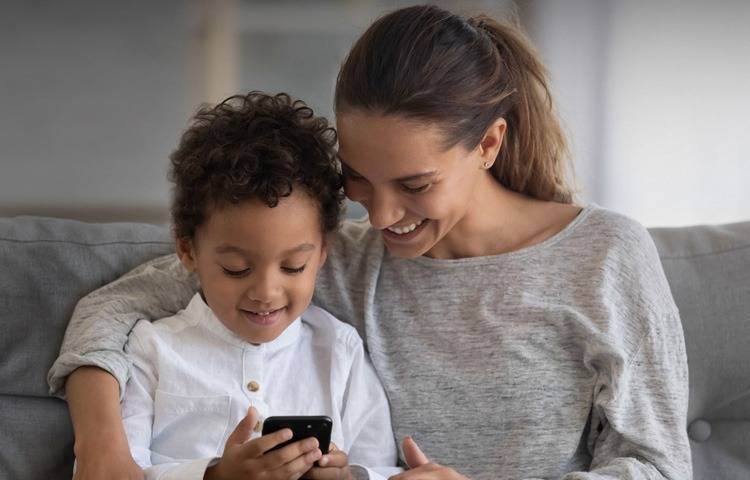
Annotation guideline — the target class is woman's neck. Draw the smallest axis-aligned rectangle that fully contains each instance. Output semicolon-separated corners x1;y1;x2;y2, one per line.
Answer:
430;183;581;259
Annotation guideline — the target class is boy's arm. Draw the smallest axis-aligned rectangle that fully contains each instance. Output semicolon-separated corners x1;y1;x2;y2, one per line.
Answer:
47;253;199;398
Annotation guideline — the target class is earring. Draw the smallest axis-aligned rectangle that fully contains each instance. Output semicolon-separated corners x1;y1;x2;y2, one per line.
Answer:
483;162;491;168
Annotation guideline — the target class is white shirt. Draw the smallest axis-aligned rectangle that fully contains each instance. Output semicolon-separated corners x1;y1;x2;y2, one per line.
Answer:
122;293;400;480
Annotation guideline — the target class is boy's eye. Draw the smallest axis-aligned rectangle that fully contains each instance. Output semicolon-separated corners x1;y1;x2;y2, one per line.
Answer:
222;267;250;278
282;265;307;274
403;184;430;194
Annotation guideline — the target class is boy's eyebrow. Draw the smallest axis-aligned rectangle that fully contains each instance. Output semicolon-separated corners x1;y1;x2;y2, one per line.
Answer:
215;243;317;256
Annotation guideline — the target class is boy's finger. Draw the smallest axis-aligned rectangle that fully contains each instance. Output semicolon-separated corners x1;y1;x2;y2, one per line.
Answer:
225;407;259;447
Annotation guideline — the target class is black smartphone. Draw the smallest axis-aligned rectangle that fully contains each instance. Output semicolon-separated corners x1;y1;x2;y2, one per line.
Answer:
261;415;333;454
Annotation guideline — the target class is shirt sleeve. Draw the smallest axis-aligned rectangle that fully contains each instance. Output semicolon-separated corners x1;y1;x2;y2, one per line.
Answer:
340;331;403;479
47;253;199;399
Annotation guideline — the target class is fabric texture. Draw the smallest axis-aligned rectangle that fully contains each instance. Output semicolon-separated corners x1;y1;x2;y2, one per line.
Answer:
123;293;399;480
48;205;694;479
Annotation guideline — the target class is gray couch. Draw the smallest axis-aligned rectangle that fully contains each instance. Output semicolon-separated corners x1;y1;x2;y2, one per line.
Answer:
1;215;749;479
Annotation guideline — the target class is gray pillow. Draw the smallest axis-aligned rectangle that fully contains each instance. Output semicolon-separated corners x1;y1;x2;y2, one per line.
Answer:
0;216;172;480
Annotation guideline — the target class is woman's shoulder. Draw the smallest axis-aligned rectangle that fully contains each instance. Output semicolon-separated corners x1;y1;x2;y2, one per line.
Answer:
569;203;655;250
327;216;385;264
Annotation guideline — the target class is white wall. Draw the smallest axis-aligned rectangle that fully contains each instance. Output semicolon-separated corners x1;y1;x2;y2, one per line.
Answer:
2;0;748;227
525;0;750;227
0;0;193;224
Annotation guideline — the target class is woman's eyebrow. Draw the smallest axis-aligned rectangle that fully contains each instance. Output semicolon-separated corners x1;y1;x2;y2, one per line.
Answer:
340;159;437;183
394;171;438;183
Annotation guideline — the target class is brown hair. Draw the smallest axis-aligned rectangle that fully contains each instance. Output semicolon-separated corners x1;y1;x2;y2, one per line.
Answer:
170;91;344;241
334;5;574;203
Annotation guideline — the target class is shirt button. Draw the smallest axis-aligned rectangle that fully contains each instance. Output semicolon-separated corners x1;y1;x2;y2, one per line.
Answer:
247;380;260;392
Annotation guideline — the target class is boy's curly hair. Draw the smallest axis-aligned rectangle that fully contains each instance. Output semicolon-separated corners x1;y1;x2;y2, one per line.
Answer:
169;91;343;241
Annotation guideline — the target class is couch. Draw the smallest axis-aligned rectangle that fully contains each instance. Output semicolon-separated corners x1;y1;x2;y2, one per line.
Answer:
1;215;748;479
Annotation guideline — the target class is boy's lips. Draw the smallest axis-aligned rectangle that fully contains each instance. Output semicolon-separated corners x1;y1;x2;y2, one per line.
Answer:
241;308;283;326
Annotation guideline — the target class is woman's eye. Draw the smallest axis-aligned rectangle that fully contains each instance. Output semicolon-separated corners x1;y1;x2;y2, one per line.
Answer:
343;167;367;183
282;265;307;274
403;184;430;194
222;267;250;278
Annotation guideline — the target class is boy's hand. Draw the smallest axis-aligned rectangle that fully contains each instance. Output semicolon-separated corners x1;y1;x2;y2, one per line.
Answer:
205;407;323;480
303;442;356;480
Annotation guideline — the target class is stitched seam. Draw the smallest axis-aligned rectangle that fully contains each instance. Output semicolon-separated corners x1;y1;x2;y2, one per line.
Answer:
0;238;170;247
659;243;750;260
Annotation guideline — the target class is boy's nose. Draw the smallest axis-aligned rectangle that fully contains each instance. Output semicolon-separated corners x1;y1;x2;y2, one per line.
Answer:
245;273;278;304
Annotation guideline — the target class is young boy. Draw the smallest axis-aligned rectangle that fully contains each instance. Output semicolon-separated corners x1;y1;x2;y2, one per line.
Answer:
120;92;399;480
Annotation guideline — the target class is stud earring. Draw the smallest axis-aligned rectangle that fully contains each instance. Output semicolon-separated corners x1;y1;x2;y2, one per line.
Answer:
483;162;491;168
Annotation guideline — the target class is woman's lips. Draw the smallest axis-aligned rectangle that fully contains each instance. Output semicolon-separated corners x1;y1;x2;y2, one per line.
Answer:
381;219;428;242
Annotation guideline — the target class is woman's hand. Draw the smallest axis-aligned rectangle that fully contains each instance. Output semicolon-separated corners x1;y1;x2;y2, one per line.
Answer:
205;407;323;480
389;437;469;480
303;442;356;480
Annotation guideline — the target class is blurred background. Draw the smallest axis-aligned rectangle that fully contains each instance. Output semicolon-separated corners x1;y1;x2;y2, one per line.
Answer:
1;0;748;227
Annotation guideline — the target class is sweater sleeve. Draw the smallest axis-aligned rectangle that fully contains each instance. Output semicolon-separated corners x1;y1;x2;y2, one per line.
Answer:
47;253;199;398
564;312;691;479
561;216;692;479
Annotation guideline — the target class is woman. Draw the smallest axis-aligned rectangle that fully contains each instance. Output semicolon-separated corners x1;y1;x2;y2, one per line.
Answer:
49;5;691;479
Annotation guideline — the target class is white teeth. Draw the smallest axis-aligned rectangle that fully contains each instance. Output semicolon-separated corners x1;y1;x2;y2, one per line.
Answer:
387;219;424;235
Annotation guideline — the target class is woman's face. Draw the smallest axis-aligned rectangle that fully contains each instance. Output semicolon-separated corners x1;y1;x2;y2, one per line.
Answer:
336;112;503;259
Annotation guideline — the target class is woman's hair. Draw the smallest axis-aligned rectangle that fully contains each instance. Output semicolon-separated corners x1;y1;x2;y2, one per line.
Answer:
169;91;344;241
335;5;575;203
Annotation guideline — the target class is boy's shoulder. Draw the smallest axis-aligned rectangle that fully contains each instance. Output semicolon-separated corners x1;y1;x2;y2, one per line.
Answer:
300;304;362;347
129;294;203;342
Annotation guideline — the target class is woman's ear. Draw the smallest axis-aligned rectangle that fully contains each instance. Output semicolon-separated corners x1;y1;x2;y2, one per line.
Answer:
477;117;507;168
175;236;198;272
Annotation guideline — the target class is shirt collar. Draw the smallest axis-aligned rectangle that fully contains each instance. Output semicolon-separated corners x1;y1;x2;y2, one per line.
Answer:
186;293;302;351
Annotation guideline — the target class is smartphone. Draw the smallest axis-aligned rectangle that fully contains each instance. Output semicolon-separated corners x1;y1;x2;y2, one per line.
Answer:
261;415;333;454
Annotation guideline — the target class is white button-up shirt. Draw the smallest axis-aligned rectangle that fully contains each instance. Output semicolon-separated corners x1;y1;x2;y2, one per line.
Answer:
122;294;400;480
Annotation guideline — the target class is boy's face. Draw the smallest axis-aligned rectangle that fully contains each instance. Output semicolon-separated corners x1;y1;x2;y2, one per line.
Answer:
176;190;327;344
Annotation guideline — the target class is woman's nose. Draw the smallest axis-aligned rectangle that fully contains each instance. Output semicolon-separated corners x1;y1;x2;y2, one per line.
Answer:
365;188;404;230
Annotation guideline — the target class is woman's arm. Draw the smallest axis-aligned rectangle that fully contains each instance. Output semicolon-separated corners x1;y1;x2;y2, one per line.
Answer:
48;253;198;398
68;367;143;480
47;254;198;479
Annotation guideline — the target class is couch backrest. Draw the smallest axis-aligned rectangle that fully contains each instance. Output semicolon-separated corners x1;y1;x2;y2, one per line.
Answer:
650;221;750;479
0;216;173;480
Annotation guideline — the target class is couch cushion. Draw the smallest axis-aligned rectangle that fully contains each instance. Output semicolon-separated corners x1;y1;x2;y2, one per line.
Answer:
649;221;750;479
0;216;172;480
